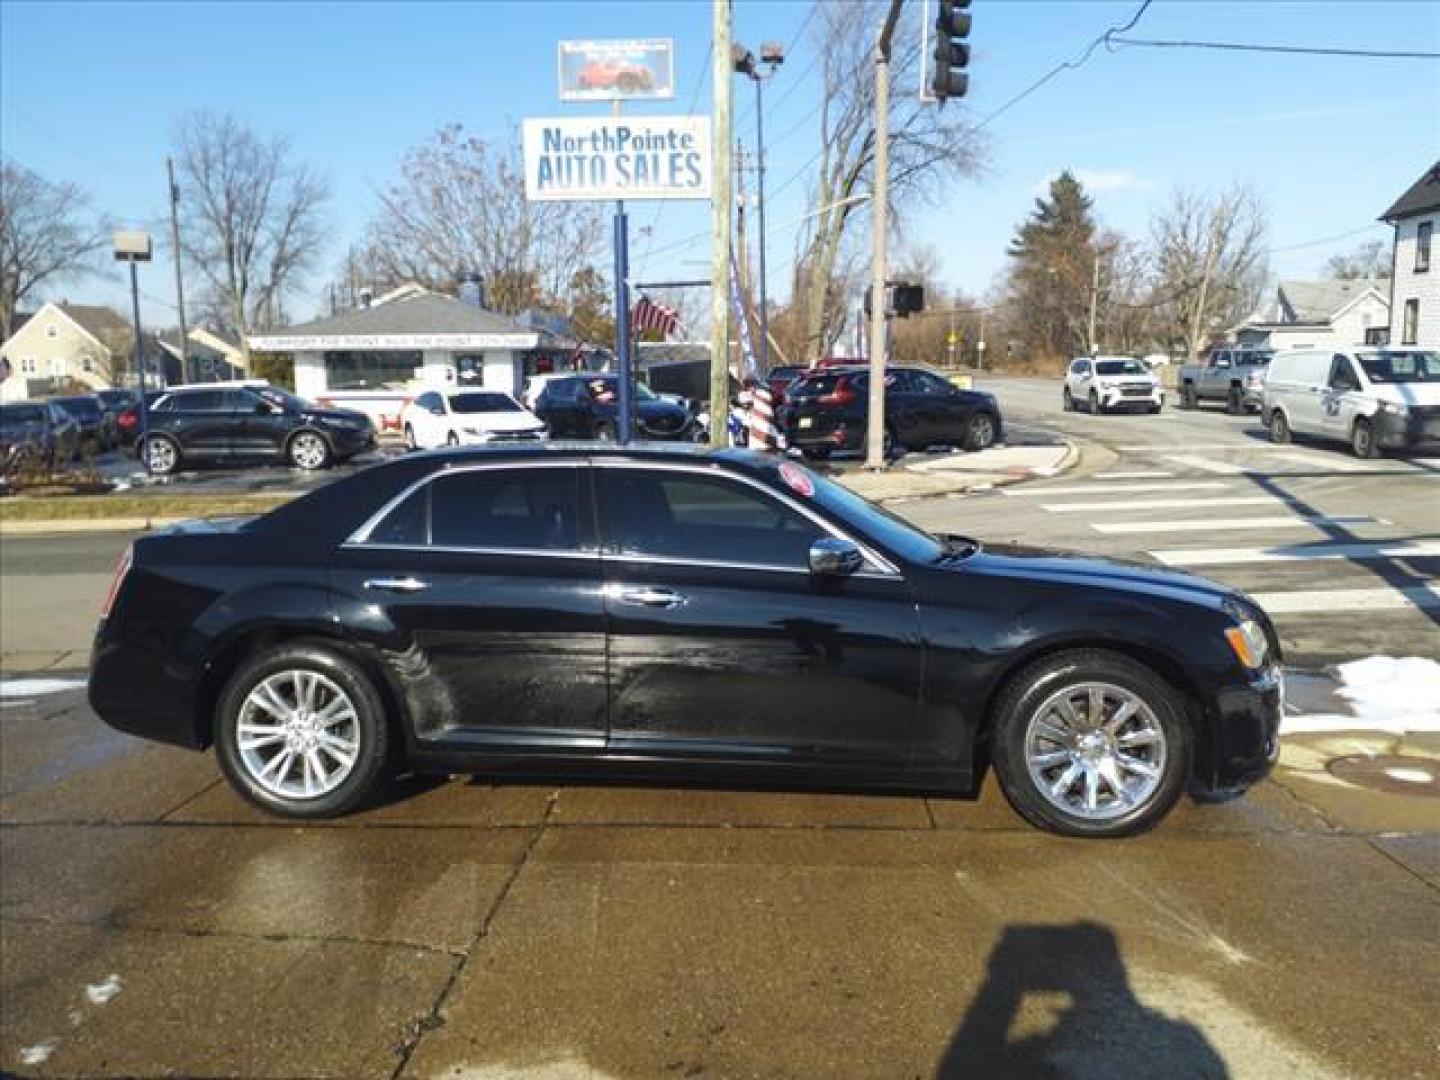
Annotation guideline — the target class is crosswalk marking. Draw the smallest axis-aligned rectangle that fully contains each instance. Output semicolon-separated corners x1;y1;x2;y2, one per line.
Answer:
1248;585;1440;614
1272;451;1374;473
1093;515;1383;535
1093;470;1174;479
1043;495;1278;513
1161;454;1249;475
1149;541;1440;568
1022;481;1230;496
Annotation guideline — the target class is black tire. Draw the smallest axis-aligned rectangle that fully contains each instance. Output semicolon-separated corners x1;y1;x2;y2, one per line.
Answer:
214;641;394;819
1351;417;1380;459
1226;387;1244;415
403;424;417;451
1269;409;1291;445
1063;387;1075;412
1180;383;1197;410
1088;390;1102;415
142;434;181;476
989;649;1192;838
962;411;998;452
287;430;333;470
1148;403;1163;415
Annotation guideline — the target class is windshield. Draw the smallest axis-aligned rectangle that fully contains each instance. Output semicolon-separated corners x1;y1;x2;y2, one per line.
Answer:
1357;350;1440;383
583;378;656;401
1236;352;1273;367
450;392;522;414
254;387;312;410
1096;360;1146;376
1;405;45;425
792;462;946;564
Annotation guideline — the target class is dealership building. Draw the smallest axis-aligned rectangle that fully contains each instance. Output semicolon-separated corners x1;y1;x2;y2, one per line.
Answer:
248;289;585;432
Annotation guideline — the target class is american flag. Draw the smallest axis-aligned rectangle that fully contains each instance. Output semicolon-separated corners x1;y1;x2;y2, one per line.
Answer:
631;295;682;339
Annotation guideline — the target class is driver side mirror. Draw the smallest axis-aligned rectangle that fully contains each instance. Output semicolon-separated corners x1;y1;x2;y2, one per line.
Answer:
809;537;863;577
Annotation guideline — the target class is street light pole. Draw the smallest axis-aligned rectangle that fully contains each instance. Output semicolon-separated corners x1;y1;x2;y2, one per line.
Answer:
734;41;784;377
113;230;153;475
867;0;904;471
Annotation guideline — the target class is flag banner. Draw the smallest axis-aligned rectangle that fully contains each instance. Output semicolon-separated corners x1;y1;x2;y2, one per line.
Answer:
729;252;759;379
632;295;681;339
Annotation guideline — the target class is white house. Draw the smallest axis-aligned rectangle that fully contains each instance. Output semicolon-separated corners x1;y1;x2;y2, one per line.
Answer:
1232;279;1390;352
248;289;582;435
0;301;134;402
1380;159;1439;348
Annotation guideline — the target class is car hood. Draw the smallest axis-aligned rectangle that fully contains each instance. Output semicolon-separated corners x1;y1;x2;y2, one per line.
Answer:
454;411;546;432
1372;382;1440;408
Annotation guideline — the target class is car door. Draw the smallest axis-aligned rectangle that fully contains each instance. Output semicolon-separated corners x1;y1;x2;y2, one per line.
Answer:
234;388;290;456
411;391;447;447
882;370;931;447
1320;354;1364;438
165;390;240;458
332;461;608;747
596;462;923;765
910;369;972;443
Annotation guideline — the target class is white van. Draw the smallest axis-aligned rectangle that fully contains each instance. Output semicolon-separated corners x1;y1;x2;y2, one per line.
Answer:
1262;347;1440;457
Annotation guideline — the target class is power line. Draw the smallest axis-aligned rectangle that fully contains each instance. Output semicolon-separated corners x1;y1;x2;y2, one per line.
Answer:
1110;37;1440;61
1267;223;1386;255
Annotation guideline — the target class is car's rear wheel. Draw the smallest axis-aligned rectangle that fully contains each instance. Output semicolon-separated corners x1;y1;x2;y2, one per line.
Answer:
287;431;332;470
143;434;180;476
990;650;1191;837
215;642;393;819
1351;417;1380;459
1269;409;1291;444
963;411;997;452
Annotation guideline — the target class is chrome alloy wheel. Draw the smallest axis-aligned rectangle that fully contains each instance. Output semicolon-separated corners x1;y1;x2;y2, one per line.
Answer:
236;670;361;799
1023;681;1167;821
146;437;177;474
290;432;328;469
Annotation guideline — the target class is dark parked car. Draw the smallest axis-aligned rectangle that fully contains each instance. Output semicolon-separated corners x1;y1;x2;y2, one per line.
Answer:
765;364;810;407
139;384;375;475
89;445;1283;837
534;374;693;441
113;390;164;449
0;401;81;469
51;394;109;453
95;388;138;444
782;365;1002;459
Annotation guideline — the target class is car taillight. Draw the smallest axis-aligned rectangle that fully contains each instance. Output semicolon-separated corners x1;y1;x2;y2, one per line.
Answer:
117;409;137;431
100;547;133;619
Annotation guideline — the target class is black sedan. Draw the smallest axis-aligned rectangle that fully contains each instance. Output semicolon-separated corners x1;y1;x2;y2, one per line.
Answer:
534;374;693;441
140;384;375;475
783;365;1001;459
89;445;1282;837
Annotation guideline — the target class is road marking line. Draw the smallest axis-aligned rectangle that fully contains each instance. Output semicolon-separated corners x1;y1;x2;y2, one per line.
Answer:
1093;470;1175;479
1148;541;1440;567
1271;451;1374;473
1250;585;1440;614
1161;455;1248;475
1043;496;1279;513
1021;481;1229;496
1093;515;1383;535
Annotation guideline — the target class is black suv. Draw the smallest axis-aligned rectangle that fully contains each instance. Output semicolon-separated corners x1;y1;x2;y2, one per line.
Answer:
140;385;375;475
534;374;693;441
782;365;1002;459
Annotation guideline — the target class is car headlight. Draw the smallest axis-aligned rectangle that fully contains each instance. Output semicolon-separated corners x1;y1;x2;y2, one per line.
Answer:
1377;401;1406;416
1224;617;1270;670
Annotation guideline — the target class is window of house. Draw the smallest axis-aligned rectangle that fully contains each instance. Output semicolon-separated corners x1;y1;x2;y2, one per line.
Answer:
20;357;36;373
81;353;94;373
1417;221;1433;274
324;350;422;391
1402;299;1419;345
45;324;58;339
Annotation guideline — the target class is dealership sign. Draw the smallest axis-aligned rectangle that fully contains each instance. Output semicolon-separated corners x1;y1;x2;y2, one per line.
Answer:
558;39;674;101
522;116;711;202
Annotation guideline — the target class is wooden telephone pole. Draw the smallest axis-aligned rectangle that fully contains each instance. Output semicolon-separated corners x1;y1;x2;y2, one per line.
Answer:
709;0;734;448
166;158;189;381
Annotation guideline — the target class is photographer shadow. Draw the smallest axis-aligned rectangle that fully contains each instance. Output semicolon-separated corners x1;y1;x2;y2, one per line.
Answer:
938;921;1228;1080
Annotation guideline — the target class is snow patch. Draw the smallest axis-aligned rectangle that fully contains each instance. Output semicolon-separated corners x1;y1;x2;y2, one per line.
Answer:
85;974;122;1005
1335;656;1440;731
0;677;87;699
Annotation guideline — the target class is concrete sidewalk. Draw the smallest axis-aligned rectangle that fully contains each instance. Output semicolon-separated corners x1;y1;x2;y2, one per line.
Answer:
838;441;1077;502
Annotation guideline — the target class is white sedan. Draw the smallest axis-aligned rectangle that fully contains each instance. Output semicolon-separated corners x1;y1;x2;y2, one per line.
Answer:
401;390;548;449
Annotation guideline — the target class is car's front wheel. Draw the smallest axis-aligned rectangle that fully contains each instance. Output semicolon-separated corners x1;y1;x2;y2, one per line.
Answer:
143;434;181;476
1089;390;1103;415
1351;417;1380;459
214;642;393;818
962;411;998;451
1269;409;1291;444
989;650;1191;837
287;431;332;470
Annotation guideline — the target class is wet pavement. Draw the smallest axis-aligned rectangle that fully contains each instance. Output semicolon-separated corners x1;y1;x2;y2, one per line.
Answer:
2;682;1436;1078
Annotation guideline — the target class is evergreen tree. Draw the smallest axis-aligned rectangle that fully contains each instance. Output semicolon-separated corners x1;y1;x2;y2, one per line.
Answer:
1006;170;1099;361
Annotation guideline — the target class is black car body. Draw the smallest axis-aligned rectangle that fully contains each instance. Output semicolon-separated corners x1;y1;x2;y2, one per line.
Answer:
0;401;81;469
535;375;693;440
140;384;375;474
52;395;109;452
113;390;164;448
783;365;1002;458
95;388;137;444
90;445;1283;837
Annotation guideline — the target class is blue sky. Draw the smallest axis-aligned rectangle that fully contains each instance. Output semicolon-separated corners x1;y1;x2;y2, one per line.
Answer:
3;0;1437;328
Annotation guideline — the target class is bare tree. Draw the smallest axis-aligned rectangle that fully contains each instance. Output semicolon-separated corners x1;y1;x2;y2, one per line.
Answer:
791;1;986;360
1324;238;1391;280
173;112;330;361
1151;185;1268;361
0;160;107;340
360;125;607;316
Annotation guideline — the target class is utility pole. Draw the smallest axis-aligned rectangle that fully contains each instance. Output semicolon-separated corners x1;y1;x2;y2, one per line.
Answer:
735;141;751;298
1087;250;1101;355
166;158;189;382
866;0;904;470
709;0;734;448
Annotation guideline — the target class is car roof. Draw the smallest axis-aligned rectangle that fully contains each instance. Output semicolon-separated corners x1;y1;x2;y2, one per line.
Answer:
403;440;772;472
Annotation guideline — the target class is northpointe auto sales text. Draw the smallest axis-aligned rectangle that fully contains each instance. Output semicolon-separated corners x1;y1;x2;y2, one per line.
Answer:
533;125;705;193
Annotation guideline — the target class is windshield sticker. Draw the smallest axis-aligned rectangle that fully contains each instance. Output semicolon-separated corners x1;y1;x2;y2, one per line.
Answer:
779;461;815;498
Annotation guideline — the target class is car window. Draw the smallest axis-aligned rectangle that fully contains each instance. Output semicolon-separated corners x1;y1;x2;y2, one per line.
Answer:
911;371;954;394
171;390;230;412
1356;350;1440;383
1070;361;1089;375
1328;356;1360;390
450;392;522;414
430;468;583;551
366;485;430;546
1096;360;1146;376
415;392;443;412
601;469;820;568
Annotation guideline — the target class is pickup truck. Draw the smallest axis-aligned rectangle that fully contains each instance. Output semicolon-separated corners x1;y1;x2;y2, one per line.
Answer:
1178;347;1273;413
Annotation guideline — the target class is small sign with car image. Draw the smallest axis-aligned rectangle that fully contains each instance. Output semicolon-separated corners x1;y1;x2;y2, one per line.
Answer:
559;39;674;101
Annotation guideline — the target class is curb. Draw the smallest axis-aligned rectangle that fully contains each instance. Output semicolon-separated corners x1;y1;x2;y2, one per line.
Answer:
869;438;1079;504
0;517;189;535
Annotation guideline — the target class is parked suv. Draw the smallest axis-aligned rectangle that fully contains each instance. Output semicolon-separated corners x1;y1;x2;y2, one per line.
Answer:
1264;347;1440;457
782;365;1001;459
1064;356;1164;414
533;374;693;441
139;384;375;475
0;401;81;469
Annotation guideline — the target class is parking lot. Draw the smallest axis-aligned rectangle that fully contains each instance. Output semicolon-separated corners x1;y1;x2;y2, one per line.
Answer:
2;375;1437;1078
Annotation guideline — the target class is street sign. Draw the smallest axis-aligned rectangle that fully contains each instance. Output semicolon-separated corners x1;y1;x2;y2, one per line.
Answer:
522;117;712;202
558;39;675;102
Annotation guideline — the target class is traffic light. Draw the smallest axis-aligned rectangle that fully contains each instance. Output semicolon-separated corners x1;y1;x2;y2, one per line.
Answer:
932;0;972;103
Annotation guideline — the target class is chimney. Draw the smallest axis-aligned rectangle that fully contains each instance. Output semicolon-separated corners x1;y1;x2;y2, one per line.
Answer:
457;271;485;310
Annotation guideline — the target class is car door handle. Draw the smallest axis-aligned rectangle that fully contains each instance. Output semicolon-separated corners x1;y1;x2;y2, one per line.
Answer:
363;576;430;593
613;586;687;609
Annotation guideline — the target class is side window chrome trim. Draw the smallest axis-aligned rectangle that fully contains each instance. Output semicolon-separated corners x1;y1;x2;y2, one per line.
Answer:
341;541;600;560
